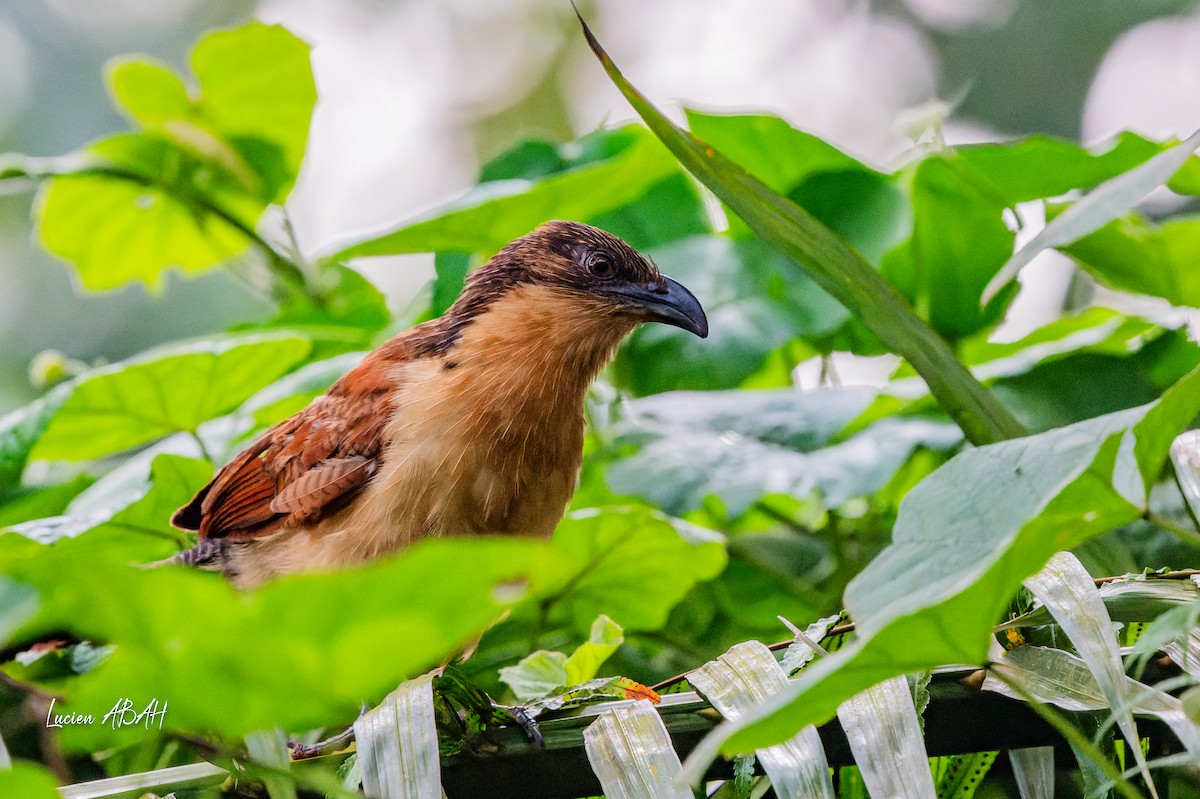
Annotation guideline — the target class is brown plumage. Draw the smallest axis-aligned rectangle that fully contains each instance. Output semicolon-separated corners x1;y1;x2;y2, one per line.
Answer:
171;221;708;587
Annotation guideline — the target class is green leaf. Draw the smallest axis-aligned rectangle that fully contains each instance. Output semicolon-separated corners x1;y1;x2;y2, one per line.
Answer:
0;382;72;489
1058;212;1200;309
607;388;960;516
499;650;571;701
0;536;566;747
31;333;311;461
685;111;868;196
35;172;252;292
0;476;94;528
563;614;625;686
0;762;60;798
546;508;726;633
886;154;1016;338
983;128;1200;304
188;22;316;201
0;576;38;648
688;365;1200;757
107;58;192;128
326;126;689;261
577;15;1024;446
612;235;849;394
268;263;391;352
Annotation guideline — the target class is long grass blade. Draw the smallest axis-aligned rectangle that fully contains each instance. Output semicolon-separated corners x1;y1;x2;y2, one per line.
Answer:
575;8;1024;447
244;728;297;799
689;641;834;799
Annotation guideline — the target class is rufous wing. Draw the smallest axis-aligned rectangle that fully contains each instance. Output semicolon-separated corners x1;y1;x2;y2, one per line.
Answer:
171;337;413;541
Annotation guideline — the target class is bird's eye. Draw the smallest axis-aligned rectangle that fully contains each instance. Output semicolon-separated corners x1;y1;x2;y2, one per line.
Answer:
587;252;616;279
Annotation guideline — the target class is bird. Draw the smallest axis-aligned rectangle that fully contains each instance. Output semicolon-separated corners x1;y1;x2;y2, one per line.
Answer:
170;220;708;587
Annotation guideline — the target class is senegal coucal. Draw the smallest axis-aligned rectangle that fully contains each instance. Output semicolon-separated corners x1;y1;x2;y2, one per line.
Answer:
171;221;708;587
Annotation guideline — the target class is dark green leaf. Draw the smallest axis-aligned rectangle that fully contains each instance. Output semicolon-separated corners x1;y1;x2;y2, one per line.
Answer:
1060;212;1200;309
607;388;959;515
612;236;848;394
545;508;726;633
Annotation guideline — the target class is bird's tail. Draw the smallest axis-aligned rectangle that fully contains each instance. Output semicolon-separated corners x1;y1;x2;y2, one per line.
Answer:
143;539;228;570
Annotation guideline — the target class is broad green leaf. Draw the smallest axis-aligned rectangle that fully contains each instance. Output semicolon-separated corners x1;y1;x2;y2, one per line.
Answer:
31;333;311;461
189;22;316;201
326;126;693;261
578;15;1024;446
0;536;566;747
563;615;625;686
952;132;1194;203
685;111;869;196
0;576;38;647
885;155;1016;338
234;351;364;433
1058;212;1200;309
0;476;94;529
612;236;849;395
107;58;192;128
983;128;1200;304
35;172;251;291
685;365;1200;757
499;650;571;702
546;508;726;633
0;762;59;798
0;382;73;489
607;388;960;516
266;263;391;355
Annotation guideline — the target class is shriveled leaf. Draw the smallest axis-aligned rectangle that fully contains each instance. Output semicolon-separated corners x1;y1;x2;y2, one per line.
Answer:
31;333;311;461
1023;552;1155;794
983;128;1200;304
584;701;692;799
688;641;834;799
353;674;440;799
834;677;936;799
1009;747;1055;799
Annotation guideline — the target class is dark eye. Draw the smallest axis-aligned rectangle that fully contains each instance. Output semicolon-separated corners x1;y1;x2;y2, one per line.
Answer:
586;251;616;279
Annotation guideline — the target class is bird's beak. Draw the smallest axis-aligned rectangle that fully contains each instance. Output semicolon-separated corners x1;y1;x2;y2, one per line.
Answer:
609;276;709;338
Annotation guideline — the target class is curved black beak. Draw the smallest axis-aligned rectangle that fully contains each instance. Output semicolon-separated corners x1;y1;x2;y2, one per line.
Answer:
608;276;709;338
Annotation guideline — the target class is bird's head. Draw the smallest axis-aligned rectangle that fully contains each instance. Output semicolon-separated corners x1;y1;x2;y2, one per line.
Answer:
450;220;708;345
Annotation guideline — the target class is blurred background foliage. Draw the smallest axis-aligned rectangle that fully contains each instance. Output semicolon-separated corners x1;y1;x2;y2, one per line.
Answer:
3;0;1200;413
4;0;1200;794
